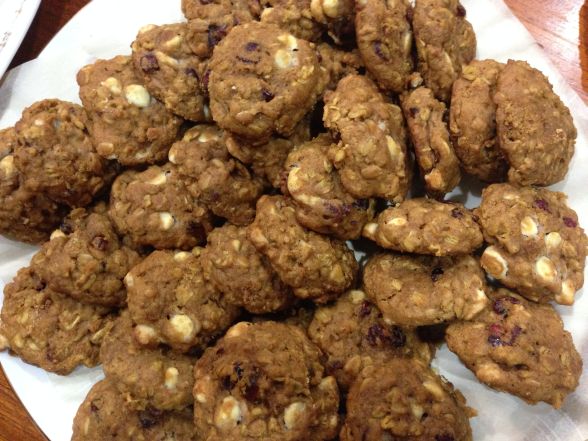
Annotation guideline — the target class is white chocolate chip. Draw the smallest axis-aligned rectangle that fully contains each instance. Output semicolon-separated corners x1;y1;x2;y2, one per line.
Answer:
50;229;66;240
165;35;183;48
134;324;158;345
274;49;298;69
422;379;445;401
159;212;175;230
363;222;378;237
545;232;562;249
174;251;191;262
164;367;179;390
231;239;242;252
481;246;508;279
169;314;197;342
0;155;16;177
124;273;134;288
385;217;407;227
520;216;538;237
225;322;251;338
101;77;122;94
385;136;400;158
194;375;212;404
155;50;179;67
125;84;151;107
195;393;207;403
198;130;219;143
410;402;424;420
349;290;366;304
283;402;306;430
214;396;244;430
555;279;575;305
535;256;557;282
147;171;167;186
277;33;298;50
477;363;502;381
322;0;340;17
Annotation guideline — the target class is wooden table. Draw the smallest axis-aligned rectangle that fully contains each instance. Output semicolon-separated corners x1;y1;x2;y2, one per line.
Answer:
1;1;586;440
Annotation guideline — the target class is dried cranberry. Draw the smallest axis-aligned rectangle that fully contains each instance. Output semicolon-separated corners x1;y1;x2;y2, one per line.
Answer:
358;301;372;318
431;267;444;282
389;326;407;348
201;69;211;91
406;8;413;22
91;235;108;251
408;107;419;118
138;408;163;428
534;199;550;212
456;3;466;17
208;24;227;49
508;325;522;345
488;323;503;336
185;67;199;79
436;434;455;441
245;42;259;51
90;401;99;413
451;207;464;218
261;89;275;102
373;41;389;61
492;299;506;315
366;324;385;346
140;54;159;73
563;217;577;228
487;335;502;347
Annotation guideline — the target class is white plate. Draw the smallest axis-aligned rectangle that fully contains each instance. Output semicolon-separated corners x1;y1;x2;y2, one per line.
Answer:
0;0;587;440
0;0;41;80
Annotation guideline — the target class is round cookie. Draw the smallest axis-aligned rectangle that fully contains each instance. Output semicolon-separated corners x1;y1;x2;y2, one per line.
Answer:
316;43;364;92
0;267;114;375
446;288;582;408
208;21;323;140
476;183;588;305
77;55;182;166
0;127;66;244
192;321;340;441
201;224;293;314
494;60;576;186
14;99;110;207
131;22;207;121
260;0;325;42
108;165;213;250
125;249;239;352
401;87;461;196
362;198;483;256
72;379;198;441
308;289;434;390
284;133;373;240
100;313;195;411
340;358;473;441
413;0;476;102
247;195;358;303
449;59;507;182
168;125;264;226
355;0;413;94
363;252;489;326
31;209;141;307
323;74;410;201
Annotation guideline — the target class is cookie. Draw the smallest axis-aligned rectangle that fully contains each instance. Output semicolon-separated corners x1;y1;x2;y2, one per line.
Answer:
131;23;207;121
449;59;507;182
316;43;364;92
283;133;373;240
248;195;358;303
108;165;213;250
168;125;264;226
31;209;140;307
77;55;182;166
446;288;582;408
401;87;461;195
125;249;239;352
72;379;198;441
494;60;576;186
355;0;413;93
100;312;195;411
14;99;110;207
413;0;476;102
340;358;473;441
0;267;113;375
260;0;324;42
476;183;588;305
362;198;483;256
0;127;66;244
208;22;323;140
363;252;489;326
193;321;340;441
201;224;293;314
323;74;410;201
308;289;434;390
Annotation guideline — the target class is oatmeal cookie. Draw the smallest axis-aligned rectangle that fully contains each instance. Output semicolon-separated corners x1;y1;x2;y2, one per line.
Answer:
0;267;113;375
248;195;358;303
125;249;239;353
72;379;198;441
108;165;213;250
100;313;195;411
131;23;207;121
168;125;264;225
355;0;413;94
0;127;66;244
308;290;434;390
316;43;364;92
201;224;293;314
323;75;410;201
363;252;489;326
446;288;582;408
476;183;587;305
401;87;461;195
341;358;473;441
363;198;483;256
494;60;576;186
14;99;110;207
208;22;323;140
449;59;507;182
193;321;340;441
284;134;373;240
413;0;476;102
77;55;181;166
31;209;140;307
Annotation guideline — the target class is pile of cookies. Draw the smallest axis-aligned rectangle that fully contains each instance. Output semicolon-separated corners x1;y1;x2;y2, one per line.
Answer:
0;0;585;439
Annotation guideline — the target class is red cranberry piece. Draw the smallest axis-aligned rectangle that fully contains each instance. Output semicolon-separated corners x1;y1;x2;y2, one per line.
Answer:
140;54;160;73
508;325;522;345
489;323;503;336
408;107;419;118
456;3;466;17
201;69;211;91
493;299;506;315
358;301;372;318
534;199;550;212
373;41;389;61
245;42;259;51
185;68;199;79
366;324;385;346
208;24;228;49
91;235;108;251
261;89;275;102
487;335;502;347
563;217;577;228
451;207;464;218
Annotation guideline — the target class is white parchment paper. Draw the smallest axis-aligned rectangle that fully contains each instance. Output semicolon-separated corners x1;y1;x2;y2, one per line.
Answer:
0;0;586;440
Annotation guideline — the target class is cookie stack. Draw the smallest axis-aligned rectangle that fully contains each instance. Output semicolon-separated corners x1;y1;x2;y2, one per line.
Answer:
0;0;585;440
